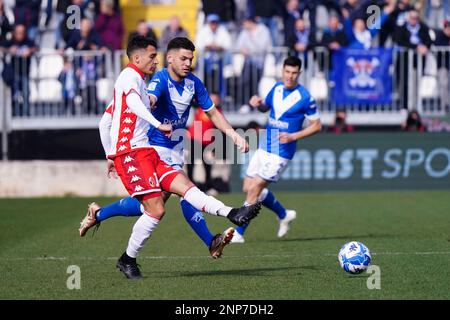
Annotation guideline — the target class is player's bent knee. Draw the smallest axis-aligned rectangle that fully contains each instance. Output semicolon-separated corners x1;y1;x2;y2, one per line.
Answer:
142;197;166;219
168;173;195;196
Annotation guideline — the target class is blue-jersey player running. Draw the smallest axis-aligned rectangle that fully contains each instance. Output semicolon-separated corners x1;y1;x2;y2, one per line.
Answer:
231;56;322;243
79;37;251;259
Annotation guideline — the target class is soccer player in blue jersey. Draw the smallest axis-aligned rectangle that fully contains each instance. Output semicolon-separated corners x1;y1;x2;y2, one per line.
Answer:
231;56;322;243
80;37;252;259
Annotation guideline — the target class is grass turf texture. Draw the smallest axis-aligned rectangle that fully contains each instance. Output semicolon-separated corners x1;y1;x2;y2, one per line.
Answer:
0;191;449;300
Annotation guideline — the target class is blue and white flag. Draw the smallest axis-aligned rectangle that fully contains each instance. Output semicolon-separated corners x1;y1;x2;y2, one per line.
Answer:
331;48;393;104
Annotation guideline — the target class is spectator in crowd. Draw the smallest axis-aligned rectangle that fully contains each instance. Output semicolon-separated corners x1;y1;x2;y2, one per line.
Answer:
201;0;236;25
434;19;450;109
235;15;272;108
128;19;158;44
65;18;103;51
187;93;225;192
92;0;120;15
247;0;284;46
289;17;316;56
424;0;449;29
321;15;348;50
343;3;394;49
283;0;303;49
58;56;80;114
302;0;342;36
394;9;433;109
328;109;354;133
402;109;426;132
60;0;90;47
13;0;41;41
0;24;37;116
94;0;124;50
54;0;72;49
379;0;416;46
394;9;432;55
435;18;450;46
342;0;362;20
65;18;104;114
0;0;12;42
159;15;188;62
196;13;232;94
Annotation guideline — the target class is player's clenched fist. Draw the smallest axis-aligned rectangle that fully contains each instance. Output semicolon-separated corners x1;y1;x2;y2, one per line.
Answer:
249;95;263;108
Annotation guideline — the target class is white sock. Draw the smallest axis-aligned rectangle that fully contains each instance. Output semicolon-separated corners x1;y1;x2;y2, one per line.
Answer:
126;212;160;258
258;188;269;202
184;186;232;217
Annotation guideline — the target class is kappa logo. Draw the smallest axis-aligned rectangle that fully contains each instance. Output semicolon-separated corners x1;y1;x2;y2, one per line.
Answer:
124;108;132;114
124;156;134;163
127;165;137;173
346;57;380;88
118;145;127;151
130;175;141;183
121;127;131;134
123;117;133;124
134;185;144;192
120;137;129;143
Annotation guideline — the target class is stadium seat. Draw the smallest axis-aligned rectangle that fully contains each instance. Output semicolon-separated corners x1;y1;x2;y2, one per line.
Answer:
309;73;329;100
263;53;277;78
258;76;277;98
29;80;39;103
38;54;64;79
419;75;438;98
96;78;114;103
37;79;62;102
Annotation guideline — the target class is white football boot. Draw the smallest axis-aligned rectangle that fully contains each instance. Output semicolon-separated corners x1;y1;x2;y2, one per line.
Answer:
277;210;297;238
230;231;245;244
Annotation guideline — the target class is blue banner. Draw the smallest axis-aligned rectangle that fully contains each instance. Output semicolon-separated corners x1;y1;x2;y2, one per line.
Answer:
331;48;393;104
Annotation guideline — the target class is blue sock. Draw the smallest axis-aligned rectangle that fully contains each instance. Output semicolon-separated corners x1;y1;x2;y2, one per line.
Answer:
96;197;142;222
261;189;286;219
180;200;214;248
236;223;249;235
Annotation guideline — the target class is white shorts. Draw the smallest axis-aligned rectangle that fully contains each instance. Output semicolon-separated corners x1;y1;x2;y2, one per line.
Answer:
152;145;184;171
246;149;289;182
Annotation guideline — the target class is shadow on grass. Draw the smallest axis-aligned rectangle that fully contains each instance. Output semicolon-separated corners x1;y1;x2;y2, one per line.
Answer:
268;233;394;243
147;265;320;278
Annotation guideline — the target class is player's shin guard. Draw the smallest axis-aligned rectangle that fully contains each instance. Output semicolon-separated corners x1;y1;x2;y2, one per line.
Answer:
259;188;287;220
125;212;160;258
180;199;214;247
183;186;232;217
97;197;143;222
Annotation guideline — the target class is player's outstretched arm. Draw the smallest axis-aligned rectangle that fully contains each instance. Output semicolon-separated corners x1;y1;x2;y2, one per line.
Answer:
206;107;249;152
279;119;322;144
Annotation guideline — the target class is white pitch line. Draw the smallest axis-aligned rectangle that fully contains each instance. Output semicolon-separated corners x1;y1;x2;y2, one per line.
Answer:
2;251;450;261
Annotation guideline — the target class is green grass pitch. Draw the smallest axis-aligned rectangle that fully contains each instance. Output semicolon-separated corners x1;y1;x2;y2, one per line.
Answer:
1;191;449;300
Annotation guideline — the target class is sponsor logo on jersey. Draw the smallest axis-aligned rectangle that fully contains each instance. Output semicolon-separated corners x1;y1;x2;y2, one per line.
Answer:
268;117;289;129
134;185;144;192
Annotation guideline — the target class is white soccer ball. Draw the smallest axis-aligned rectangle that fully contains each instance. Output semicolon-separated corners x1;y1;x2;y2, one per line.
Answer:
338;241;372;274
